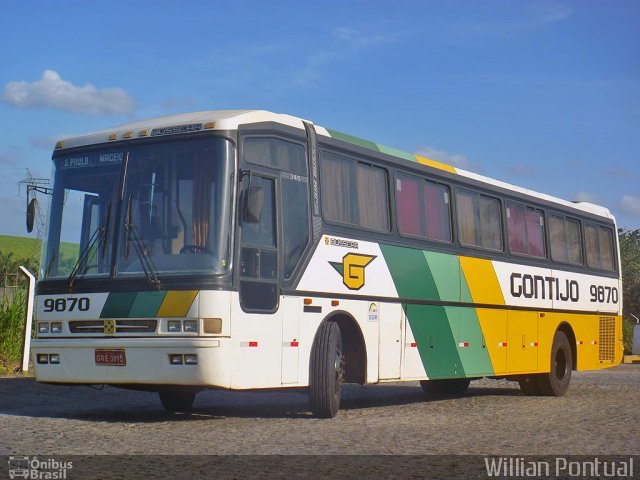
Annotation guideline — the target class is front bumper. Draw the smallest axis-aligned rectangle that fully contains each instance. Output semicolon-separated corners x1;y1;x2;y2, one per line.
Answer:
31;337;231;387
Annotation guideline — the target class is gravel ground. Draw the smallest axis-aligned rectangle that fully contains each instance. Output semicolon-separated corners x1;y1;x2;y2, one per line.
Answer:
1;365;638;458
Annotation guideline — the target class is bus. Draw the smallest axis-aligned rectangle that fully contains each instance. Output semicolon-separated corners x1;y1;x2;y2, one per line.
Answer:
29;110;623;417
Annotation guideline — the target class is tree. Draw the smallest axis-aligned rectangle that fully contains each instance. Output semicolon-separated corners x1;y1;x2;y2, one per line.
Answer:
619;228;640;353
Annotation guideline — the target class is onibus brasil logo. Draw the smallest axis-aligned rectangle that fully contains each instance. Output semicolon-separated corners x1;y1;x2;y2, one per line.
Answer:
329;253;376;290
8;456;73;479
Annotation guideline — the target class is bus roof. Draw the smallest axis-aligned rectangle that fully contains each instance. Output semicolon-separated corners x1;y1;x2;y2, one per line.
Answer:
55;109;614;222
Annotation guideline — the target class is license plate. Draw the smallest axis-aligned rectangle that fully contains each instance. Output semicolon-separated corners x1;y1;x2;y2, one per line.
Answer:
95;349;126;366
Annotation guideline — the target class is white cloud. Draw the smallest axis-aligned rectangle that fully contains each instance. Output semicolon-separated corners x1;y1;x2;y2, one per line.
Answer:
1;70;135;115
572;191;601;204
619;195;640;218
414;145;472;170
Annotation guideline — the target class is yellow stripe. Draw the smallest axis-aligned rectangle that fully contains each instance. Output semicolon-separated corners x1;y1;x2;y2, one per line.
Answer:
157;290;198;317
459;256;507;374
459;256;504;305
415;155;457;174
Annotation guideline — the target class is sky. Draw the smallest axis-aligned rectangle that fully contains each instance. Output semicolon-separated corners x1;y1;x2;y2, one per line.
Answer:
1;0;639;239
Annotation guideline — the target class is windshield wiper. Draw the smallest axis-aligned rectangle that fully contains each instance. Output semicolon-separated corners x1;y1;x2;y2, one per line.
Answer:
124;195;161;288
66;201;111;292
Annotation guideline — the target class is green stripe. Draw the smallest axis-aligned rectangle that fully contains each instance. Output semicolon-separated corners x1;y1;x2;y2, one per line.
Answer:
380;245;439;301
377;145;417;162
406;304;465;378
326;129;380;152
458;307;495;375
382;244;464;377
100;292;137;318
128;291;167;318
382;244;496;378
423;251;459;302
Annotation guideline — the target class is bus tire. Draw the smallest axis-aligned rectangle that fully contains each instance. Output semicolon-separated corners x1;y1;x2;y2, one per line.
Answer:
536;330;572;396
159;390;196;413
309;321;344;418
420;378;471;395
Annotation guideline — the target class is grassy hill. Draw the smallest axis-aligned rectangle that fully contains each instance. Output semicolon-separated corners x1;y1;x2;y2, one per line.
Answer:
0;235;43;261
0;234;78;262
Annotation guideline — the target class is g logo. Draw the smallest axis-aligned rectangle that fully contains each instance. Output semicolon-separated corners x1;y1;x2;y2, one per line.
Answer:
330;253;376;290
104;319;115;335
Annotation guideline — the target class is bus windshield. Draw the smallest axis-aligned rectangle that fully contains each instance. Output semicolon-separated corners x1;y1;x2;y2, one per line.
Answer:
42;138;234;281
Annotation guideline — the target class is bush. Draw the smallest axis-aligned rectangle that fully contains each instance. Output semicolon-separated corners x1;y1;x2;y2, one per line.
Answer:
0;291;27;369
623;316;636;355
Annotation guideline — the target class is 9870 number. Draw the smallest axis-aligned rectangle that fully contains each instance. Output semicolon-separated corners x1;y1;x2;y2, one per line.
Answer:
589;285;618;304
43;297;90;312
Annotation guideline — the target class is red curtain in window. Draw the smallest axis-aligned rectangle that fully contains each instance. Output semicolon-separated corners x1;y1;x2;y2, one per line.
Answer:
526;209;544;257
508;205;526;254
423;183;448;241
396;177;421;236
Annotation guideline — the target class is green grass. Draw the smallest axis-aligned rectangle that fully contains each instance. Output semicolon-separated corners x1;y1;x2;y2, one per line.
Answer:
623;316;635;355
0;292;27;374
0;234;78;263
0;234;42;260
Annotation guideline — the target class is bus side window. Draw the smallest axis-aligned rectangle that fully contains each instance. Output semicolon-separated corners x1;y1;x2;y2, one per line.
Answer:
585;223;615;271
456;189;503;251
282;174;310;279
243;136;310;279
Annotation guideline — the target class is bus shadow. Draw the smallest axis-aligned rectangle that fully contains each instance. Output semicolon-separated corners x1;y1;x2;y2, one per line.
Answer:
0;377;523;422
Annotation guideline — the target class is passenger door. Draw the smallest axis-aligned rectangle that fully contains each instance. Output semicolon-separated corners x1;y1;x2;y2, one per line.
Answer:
238;175;279;312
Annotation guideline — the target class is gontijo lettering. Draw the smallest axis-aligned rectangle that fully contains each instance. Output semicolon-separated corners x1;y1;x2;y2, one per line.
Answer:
510;273;579;302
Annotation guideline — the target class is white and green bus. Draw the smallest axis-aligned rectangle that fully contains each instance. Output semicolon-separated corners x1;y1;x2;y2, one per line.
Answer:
30;110;623;417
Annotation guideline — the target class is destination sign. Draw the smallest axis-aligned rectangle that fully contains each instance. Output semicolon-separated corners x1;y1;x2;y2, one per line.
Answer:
59;151;124;169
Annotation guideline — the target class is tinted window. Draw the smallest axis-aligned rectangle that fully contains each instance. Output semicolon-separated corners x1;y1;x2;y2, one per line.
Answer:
320;151;389;231
396;176;421;236
549;214;583;265
282;172;310;279
506;203;546;258
242;176;275;247
396;174;451;242
585;223;615;271
456;190;502;250
244;137;307;176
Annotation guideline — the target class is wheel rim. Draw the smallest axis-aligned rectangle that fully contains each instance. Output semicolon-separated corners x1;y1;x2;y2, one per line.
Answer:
554;347;568;380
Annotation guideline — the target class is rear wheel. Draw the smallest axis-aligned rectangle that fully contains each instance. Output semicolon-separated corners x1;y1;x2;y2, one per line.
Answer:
536;330;572;396
420;378;471;395
309;321;344;418
159;390;196;413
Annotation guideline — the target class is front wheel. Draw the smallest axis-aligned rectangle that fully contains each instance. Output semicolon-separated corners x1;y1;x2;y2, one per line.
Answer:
309;321;344;418
159;390;197;413
420;378;471;395
536;330;573;396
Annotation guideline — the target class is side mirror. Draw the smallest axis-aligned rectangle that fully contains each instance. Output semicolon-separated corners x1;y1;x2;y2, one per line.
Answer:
26;197;37;233
243;187;264;224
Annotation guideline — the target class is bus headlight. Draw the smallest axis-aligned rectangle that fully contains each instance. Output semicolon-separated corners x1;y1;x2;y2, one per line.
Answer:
167;321;182;333
50;322;63;333
38;323;50;334
183;320;198;333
